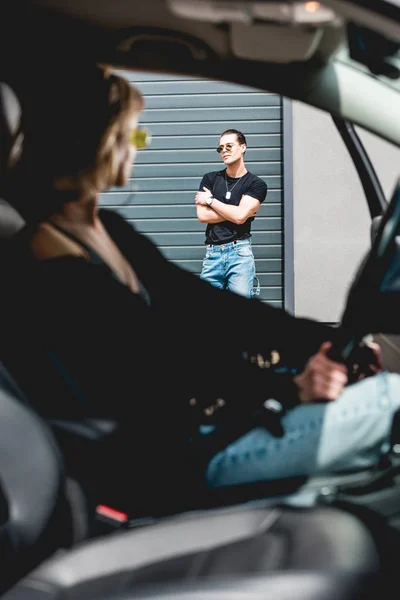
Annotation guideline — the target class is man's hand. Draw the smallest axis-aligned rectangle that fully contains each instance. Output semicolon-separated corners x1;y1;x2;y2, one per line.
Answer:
294;342;348;404
195;187;213;206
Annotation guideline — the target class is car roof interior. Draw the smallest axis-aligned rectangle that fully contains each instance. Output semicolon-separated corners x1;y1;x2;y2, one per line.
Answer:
1;0;400;147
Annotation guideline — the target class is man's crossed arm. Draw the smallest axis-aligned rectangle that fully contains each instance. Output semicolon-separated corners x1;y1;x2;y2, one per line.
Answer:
196;186;260;224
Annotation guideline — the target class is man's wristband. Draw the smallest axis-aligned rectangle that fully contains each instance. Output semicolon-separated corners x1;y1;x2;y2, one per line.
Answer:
205;196;214;207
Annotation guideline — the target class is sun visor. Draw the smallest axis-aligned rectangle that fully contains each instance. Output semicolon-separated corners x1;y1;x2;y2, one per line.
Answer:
230;21;322;62
167;1;341;62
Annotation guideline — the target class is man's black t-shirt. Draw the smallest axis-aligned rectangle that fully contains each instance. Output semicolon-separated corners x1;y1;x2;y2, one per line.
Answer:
198;169;267;245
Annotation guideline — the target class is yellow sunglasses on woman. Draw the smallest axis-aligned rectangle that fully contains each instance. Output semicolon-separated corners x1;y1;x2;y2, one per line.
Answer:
130;127;151;149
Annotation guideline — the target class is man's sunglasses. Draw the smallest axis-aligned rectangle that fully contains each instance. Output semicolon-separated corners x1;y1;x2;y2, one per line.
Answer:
130;127;152;149
216;143;236;154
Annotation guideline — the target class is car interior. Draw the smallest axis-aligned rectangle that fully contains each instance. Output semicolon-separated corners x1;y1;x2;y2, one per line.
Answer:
2;0;400;599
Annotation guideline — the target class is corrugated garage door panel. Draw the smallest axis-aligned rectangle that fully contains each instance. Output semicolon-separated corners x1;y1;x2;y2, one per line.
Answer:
100;71;283;307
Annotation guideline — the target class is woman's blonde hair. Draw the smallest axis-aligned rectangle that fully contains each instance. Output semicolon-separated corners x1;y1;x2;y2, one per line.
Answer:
55;68;144;197
11;65;144;220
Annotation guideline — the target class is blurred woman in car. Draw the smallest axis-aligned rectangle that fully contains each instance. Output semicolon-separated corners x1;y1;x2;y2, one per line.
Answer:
2;64;400;513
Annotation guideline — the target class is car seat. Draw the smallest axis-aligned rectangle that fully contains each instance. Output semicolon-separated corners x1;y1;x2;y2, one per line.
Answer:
0;363;73;594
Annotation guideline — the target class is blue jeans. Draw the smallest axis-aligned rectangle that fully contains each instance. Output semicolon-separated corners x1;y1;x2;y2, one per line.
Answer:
206;372;400;488
200;239;258;299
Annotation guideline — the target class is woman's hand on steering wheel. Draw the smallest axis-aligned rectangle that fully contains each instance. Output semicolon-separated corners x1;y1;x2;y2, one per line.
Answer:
294;342;348;404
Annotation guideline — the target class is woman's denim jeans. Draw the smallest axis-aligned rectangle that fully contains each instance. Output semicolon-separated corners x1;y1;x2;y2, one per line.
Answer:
206;372;400;488
200;239;258;298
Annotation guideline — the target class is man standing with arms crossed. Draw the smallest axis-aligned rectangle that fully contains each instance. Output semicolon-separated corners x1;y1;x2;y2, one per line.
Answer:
195;129;267;298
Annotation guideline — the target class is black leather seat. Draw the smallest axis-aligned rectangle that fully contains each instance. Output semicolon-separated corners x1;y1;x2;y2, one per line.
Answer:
0;364;73;594
2;570;382;600
28;574;379;600
0;489;383;599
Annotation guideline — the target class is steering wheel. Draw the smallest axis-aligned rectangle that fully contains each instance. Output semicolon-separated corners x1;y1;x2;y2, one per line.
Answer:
329;177;400;363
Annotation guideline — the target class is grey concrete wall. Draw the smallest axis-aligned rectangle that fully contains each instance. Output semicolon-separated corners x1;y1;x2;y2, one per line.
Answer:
292;101;400;323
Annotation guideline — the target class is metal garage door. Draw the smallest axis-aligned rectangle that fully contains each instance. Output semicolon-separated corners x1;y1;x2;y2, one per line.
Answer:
100;71;284;307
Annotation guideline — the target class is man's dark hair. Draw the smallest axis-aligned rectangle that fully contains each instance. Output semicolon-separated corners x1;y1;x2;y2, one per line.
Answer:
220;129;247;146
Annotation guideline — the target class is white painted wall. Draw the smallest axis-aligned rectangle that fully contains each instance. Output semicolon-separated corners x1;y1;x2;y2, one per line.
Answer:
292;101;400;323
